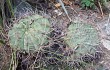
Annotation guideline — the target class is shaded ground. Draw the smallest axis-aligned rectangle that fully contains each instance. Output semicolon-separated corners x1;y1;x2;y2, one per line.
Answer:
0;45;11;70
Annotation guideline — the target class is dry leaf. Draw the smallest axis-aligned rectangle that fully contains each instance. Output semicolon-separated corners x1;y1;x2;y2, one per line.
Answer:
54;0;73;8
63;0;70;5
55;3;61;8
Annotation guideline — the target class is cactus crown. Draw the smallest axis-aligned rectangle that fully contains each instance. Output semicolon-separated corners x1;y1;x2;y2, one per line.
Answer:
64;23;100;57
8;14;50;52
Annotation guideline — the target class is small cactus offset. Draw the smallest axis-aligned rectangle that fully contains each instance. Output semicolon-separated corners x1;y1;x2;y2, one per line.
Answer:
8;14;50;52
64;23;100;57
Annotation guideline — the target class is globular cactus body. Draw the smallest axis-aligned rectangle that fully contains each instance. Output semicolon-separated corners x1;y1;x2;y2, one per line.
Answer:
8;14;50;52
65;23;100;57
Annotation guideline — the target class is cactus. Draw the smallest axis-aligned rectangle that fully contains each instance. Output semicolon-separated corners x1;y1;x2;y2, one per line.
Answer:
64;23;100;57
8;14;50;52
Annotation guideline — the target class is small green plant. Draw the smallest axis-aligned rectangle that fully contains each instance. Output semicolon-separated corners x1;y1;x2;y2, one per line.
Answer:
64;22;100;58
8;14;50;52
81;0;95;9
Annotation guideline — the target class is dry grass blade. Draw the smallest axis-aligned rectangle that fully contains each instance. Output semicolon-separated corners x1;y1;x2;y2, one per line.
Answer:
58;0;72;22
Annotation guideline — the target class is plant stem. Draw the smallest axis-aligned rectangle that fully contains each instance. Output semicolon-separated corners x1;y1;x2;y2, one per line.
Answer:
6;0;14;18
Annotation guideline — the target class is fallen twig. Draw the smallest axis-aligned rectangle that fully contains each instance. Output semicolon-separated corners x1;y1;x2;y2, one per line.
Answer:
98;1;104;18
58;0;72;22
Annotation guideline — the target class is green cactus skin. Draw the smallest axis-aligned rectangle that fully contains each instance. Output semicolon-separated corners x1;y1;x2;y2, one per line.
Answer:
8;14;50;52
65;23;100;57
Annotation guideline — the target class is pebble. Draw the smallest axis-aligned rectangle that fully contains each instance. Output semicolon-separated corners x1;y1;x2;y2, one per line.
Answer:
101;39;110;50
104;23;110;36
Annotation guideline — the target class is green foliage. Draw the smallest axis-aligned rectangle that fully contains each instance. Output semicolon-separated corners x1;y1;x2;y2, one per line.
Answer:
8;14;50;52
64;23;100;57
6;0;14;18
81;0;95;9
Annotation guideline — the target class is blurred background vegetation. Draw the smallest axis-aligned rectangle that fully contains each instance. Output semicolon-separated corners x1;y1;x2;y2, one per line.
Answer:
0;0;110;28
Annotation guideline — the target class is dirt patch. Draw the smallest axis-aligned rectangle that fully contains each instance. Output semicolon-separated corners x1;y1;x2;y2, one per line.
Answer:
0;45;12;70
